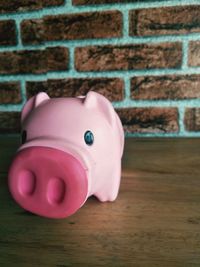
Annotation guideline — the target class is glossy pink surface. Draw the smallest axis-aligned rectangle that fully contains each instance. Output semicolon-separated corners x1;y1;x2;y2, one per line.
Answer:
8;91;124;218
9;147;88;218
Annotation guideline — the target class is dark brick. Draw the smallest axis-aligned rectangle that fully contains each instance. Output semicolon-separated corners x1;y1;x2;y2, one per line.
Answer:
184;108;200;132
21;10;122;45
75;43;182;71
26;78;124;101
0;47;68;74
0;20;16;45
0;112;20;133
0;0;64;13
130;6;200;37
116;107;179;133
73;0;166;5
21;19;44;45
131;75;200;100
188;41;200;67
0;82;21;104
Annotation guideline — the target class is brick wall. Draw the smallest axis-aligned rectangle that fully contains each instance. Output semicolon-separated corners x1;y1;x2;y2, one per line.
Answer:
0;0;200;136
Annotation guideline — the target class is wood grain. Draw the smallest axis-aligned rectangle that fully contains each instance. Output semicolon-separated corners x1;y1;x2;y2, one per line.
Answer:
0;137;200;267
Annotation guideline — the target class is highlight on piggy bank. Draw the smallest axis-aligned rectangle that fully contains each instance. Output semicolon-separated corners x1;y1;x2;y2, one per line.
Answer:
8;91;124;219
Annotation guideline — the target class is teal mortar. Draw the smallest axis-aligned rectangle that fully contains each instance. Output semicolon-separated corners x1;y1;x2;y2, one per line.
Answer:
1;0;200;137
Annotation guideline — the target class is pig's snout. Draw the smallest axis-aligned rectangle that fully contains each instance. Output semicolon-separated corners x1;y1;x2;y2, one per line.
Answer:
8;147;88;218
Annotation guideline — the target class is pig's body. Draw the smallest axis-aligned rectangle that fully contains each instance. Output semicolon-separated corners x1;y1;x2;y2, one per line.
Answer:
8;91;124;218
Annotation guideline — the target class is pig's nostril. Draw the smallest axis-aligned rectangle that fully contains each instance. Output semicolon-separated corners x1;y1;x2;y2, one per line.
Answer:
18;170;36;196
47;177;66;205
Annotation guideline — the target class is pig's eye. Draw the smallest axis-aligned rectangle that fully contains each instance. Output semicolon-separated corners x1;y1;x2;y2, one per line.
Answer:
84;130;94;146
21;130;27;144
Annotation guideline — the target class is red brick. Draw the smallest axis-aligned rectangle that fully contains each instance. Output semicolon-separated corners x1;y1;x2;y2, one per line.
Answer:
73;0;166;5
75;43;182;71
131;75;200;100
130;5;200;36
21;10;122;44
0;112;20;133
116;107;179;133
188;41;200;67
0;0;64;13
0;82;21;104
26;78;124;101
184;108;200;131
0;20;16;45
0;47;69;74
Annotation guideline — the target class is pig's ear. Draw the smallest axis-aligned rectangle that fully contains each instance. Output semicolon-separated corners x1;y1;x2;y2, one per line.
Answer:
34;92;50;108
84;91;115;126
21;92;50;123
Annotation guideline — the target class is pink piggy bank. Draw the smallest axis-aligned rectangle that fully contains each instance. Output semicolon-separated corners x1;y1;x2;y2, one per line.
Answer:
8;91;124;218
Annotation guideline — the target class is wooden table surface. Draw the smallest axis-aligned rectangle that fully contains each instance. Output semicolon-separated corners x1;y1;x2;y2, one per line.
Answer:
0;137;200;267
